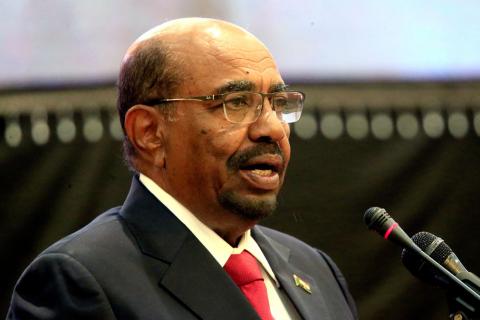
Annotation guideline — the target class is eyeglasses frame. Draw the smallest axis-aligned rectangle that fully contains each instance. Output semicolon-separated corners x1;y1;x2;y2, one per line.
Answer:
143;90;305;124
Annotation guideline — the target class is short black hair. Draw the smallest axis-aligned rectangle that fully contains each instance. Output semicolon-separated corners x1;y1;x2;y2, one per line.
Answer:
116;38;182;170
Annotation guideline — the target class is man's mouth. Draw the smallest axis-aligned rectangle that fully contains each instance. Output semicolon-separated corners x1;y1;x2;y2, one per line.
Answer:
238;155;283;190
241;163;277;176
251;168;274;176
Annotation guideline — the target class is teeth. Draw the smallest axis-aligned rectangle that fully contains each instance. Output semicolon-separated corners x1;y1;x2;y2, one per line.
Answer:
251;169;273;176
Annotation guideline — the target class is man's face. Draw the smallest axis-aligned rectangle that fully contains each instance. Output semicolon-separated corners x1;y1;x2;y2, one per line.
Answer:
159;26;291;223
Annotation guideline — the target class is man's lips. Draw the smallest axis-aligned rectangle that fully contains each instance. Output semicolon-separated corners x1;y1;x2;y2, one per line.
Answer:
238;154;284;190
239;169;280;191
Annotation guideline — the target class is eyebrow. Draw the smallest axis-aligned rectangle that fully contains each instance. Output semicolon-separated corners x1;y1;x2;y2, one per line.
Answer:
269;83;288;93
215;80;254;95
214;80;288;95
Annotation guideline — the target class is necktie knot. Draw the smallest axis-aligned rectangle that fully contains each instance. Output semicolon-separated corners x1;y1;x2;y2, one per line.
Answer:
224;251;273;320
224;251;263;286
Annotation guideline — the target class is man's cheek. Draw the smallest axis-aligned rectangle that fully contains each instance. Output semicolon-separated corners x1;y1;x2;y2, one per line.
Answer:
279;134;291;154
209;128;246;157
283;123;291;138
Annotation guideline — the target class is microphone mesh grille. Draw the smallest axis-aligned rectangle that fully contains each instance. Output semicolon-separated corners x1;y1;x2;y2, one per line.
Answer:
411;231;452;262
401;231;453;286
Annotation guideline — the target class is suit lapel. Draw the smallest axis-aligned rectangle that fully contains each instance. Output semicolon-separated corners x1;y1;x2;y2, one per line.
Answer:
252;227;332;320
160;232;260;320
120;177;260;320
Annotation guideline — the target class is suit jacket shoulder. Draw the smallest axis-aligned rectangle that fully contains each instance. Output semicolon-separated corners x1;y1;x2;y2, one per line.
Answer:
7;179;259;320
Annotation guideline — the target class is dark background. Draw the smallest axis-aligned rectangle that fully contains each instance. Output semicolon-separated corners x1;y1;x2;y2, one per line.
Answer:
1;82;479;319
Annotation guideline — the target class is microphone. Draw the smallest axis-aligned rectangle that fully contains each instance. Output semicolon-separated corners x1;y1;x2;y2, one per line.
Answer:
363;206;416;250
363;207;480;316
401;232;480;293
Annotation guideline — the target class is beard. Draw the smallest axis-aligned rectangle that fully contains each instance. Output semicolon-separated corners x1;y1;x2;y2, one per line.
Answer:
218;142;284;221
218;190;278;221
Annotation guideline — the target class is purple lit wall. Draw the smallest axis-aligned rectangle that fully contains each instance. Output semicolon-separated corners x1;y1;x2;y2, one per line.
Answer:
1;0;479;87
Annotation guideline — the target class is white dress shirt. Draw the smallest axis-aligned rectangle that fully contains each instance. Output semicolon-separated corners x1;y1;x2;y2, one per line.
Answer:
139;174;300;320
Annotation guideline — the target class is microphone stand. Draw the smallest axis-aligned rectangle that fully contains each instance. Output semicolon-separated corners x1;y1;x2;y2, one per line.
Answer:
447;277;480;320
448;295;477;320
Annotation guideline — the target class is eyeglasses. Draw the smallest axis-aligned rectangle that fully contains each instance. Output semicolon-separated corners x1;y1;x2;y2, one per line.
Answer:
145;91;305;124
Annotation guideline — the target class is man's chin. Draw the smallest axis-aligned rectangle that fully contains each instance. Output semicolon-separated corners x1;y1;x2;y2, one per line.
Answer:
218;191;277;221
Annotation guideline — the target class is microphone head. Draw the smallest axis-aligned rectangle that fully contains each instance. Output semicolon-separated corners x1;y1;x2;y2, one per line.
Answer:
363;207;392;231
411;231;452;262
363;207;415;248
401;231;453;286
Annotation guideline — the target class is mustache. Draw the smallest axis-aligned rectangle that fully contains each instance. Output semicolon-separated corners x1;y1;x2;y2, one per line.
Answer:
227;143;284;171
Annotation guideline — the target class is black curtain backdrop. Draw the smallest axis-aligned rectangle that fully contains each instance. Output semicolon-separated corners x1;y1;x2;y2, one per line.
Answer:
1;105;479;319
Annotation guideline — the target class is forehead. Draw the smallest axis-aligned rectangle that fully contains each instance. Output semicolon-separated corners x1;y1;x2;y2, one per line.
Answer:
171;26;284;94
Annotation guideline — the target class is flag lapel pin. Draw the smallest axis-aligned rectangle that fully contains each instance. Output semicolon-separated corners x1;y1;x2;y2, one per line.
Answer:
293;274;312;294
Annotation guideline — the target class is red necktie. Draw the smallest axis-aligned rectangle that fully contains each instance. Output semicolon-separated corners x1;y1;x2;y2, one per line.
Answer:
224;251;274;320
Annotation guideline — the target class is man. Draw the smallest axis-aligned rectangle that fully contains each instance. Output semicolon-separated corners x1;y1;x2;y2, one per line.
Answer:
7;18;357;319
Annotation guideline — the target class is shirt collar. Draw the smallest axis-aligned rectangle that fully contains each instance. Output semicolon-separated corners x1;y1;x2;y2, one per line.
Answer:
139;173;279;286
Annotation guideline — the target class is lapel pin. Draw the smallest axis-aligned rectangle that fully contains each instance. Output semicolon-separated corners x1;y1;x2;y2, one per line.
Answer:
293;274;312;294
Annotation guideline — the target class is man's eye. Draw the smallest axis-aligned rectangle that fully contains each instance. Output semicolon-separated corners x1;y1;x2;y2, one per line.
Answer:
273;96;288;107
225;96;249;109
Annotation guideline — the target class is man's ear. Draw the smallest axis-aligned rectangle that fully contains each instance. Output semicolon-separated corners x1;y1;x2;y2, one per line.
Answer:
124;105;166;168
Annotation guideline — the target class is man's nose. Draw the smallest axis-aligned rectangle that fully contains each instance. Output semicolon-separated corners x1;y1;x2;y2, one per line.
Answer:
248;98;288;142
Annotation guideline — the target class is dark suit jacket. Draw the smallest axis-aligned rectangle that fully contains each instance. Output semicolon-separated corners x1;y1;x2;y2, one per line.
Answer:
7;177;358;320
